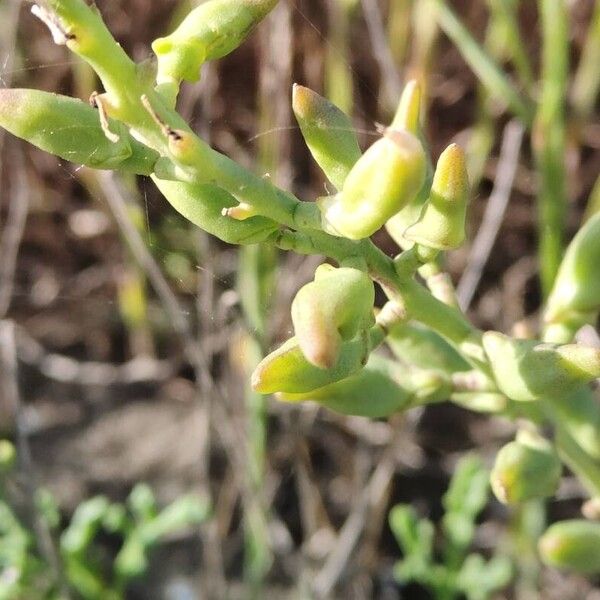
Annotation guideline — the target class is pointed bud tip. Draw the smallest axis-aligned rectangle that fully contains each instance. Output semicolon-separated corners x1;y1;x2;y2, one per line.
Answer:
433;143;469;199
391;80;422;133
292;83;318;119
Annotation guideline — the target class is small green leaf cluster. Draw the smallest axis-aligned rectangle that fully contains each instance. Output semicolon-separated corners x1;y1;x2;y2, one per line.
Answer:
0;445;208;600
390;456;512;600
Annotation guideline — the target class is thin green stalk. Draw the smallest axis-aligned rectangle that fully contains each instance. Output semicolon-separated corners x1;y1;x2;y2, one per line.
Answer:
571;0;600;120
534;0;569;297
325;0;355;115
487;0;534;91
431;0;534;125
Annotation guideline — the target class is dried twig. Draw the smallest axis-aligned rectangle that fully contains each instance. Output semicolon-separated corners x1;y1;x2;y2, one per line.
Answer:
457;120;525;310
360;0;403;109
0;148;30;317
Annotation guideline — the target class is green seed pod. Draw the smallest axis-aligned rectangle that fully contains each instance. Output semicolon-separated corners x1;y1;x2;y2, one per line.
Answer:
292;84;362;190
291;266;374;369
0;89;158;174
482;331;600;401
152;177;278;245
551;388;600;460
387;321;470;375
545;212;600;325
152;0;278;84
405;143;469;250
279;354;413;417
251;330;376;394
490;430;562;504
318;129;427;240
539;520;600;574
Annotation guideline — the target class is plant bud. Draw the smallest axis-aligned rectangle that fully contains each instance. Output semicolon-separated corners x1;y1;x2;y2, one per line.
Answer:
152;177;277;245
318;129;426;240
545;212;600;325
0;89;158;174
482;331;600;401
405;143;469;250
291;267;374;369
539;520;600;574
251;332;374;394
387;321;470;375
279;355;412;417
292;84;361;190
491;430;562;504
152;0;278;84
390;79;422;134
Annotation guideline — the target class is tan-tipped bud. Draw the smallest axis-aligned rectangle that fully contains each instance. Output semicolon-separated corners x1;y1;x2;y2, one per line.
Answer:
291;267;374;368
405;143;469;250
539;520;600;574
318;129;427;240
0;89;158;174
491;430;562;504
292;84;362;190
483;331;600;402
251;333;372;395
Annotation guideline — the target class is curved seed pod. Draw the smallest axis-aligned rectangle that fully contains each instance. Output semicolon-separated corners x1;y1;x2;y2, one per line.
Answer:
545;212;600;325
387;321;470;375
539;520;600;574
152;0;278;84
292;84;361;190
318;129;427;240
251;331;376;394
291;266;374;368
153;177;278;245
0;89;158;174
482;331;600;401
405;143;469;250
279;355;413;417
491;430;562;504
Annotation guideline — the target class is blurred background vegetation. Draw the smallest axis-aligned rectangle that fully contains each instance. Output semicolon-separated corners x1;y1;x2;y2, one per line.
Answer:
0;0;599;598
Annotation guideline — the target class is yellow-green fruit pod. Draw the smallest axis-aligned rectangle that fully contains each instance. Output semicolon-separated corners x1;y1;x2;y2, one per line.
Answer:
318;129;426;240
292;84;362;190
551;388;600;460
152;0;278;84
482;332;600;401
279;355;412;417
291;266;374;369
387;321;470;375
545;212;600;325
0;89;158;174
153;178;277;245
490;430;561;504
251;332;374;394
539;520;600;574
405;143;469;250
